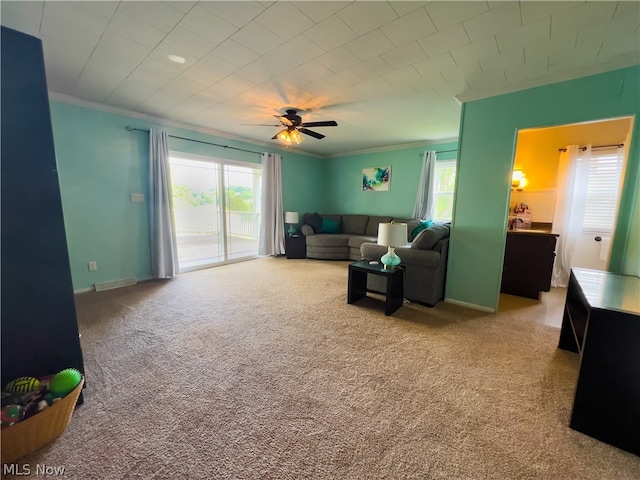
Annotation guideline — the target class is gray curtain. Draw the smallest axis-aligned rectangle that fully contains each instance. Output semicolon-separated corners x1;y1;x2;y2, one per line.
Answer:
259;152;285;256
149;128;178;278
412;150;437;220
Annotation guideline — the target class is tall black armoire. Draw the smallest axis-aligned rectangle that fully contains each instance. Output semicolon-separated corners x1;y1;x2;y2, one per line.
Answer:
1;27;85;389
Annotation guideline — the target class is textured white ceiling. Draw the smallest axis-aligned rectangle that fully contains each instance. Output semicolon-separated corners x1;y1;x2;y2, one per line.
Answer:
2;1;638;156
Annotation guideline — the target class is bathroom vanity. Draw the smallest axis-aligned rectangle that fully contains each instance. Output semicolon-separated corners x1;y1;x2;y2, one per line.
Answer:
501;228;559;299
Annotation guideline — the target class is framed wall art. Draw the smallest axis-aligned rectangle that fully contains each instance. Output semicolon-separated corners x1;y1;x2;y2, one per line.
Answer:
362;166;390;192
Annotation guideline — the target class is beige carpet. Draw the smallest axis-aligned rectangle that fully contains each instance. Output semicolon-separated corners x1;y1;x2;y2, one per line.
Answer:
6;257;639;479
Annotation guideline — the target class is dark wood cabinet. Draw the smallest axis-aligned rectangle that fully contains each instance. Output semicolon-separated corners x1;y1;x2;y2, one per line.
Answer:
559;268;640;456
501;231;558;299
1;27;85;389
285;235;306;259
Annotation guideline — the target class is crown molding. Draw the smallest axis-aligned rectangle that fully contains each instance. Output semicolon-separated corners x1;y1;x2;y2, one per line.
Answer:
48;92;458;160
47;92;325;158
326;136;459;158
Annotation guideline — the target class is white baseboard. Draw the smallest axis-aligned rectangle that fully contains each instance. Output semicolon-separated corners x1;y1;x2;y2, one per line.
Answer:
73;286;94;294
73;275;154;295
444;297;496;313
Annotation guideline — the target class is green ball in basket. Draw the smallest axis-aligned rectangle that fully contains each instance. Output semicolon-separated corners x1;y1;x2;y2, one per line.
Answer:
49;368;82;396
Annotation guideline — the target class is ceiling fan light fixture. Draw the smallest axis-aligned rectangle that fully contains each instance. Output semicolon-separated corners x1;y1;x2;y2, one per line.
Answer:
290;129;302;144
246;109;336;143
277;130;292;145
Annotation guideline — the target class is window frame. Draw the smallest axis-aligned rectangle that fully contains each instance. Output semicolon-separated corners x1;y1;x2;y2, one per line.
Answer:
433;158;457;222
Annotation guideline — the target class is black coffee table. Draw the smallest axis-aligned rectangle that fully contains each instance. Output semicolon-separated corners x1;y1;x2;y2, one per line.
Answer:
347;260;404;315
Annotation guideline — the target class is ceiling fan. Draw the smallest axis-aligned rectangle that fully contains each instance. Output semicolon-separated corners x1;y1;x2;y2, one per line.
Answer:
243;109;338;145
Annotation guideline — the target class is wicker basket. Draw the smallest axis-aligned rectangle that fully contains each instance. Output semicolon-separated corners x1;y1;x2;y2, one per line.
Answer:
1;377;84;464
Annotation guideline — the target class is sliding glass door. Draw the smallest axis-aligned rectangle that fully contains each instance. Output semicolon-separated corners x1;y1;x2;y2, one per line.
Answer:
169;152;261;272
223;163;262;260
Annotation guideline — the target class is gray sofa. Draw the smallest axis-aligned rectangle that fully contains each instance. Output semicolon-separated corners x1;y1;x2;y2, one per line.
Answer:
360;223;450;306
300;213;420;261
299;213;450;306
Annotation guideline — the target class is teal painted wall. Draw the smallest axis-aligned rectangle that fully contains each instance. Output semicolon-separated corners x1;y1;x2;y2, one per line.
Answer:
49;101;324;291
626;163;640;275
326;142;458;217
280;148;329;222
448;66;640;311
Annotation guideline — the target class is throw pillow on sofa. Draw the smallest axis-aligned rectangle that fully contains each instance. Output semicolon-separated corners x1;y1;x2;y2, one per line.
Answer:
411;224;449;250
306;212;323;233
411;220;433;239
320;216;340;233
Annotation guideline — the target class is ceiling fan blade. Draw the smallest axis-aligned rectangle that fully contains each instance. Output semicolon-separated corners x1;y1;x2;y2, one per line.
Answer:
275;115;293;126
242;123;282;126
300;121;338;127
299;128;325;139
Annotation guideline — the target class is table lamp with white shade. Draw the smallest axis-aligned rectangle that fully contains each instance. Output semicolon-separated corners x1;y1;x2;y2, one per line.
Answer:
377;222;408;269
284;211;299;236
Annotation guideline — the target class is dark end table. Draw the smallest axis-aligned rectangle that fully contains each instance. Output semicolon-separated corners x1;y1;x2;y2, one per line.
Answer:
348;260;404;315
285;235;306;259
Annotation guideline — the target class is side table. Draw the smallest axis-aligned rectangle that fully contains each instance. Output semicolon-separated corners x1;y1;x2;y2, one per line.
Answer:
348;260;404;315
285;235;306;259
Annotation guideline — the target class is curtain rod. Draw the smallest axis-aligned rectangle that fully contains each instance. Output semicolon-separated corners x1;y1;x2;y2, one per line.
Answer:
125;126;264;155
418;148;458;157
558;143;624;152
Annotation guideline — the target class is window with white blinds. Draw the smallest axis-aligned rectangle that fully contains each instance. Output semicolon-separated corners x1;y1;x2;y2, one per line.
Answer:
581;148;625;234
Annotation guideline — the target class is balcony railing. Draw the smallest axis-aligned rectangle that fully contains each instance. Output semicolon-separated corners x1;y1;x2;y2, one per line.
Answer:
228;211;260;238
174;206;260;239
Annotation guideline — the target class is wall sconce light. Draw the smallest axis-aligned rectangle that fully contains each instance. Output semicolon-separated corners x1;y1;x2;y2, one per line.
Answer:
512;170;527;191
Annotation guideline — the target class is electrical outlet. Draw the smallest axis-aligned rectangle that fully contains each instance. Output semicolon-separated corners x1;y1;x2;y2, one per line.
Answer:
130;193;144;203
88;261;97;271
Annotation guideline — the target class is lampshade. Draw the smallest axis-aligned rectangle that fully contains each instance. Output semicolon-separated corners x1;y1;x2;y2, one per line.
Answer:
378;223;408;247
284;211;299;224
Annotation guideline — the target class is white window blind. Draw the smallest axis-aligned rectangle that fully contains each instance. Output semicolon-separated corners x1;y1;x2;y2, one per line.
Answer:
581;148;624;234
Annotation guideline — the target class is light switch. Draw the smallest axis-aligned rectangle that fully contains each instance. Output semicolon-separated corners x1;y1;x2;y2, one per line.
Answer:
130;193;144;203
